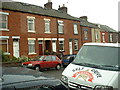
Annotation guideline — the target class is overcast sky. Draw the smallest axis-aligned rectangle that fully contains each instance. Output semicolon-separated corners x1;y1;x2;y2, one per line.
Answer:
10;0;119;31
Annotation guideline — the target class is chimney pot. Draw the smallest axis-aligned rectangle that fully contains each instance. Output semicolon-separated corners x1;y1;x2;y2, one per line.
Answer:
58;4;67;13
80;16;88;21
44;0;52;9
63;4;65;7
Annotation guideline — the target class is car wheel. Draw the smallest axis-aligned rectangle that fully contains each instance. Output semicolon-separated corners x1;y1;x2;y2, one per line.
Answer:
56;64;61;70
34;66;40;71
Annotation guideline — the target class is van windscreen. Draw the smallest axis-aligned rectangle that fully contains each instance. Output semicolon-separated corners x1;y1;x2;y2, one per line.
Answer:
72;45;119;71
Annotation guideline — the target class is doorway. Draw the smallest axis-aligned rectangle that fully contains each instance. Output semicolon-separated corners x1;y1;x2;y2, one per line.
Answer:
13;39;20;58
69;40;73;55
45;40;52;52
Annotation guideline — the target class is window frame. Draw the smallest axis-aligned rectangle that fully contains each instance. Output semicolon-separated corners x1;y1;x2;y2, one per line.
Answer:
28;39;36;54
27;16;35;33
73;24;78;34
110;33;113;42
83;29;88;40
0;36;10;55
74;39;79;50
102;33;105;42
44;19;51;33
58;20;64;34
0;12;9;31
59;39;64;51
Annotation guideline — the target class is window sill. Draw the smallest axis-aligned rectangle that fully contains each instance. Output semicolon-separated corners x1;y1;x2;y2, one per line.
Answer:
58;33;64;34
28;31;36;33
59;50;65;52
28;53;37;55
4;52;10;55
74;49;79;51
44;32;51;34
0;29;9;31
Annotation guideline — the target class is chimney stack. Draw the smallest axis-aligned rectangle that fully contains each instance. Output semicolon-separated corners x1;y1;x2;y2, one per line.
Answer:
80;16;88;21
58;4;67;13
44;0;52;9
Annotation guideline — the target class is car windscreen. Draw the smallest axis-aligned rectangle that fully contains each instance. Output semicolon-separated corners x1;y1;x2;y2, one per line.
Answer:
72;45;119;71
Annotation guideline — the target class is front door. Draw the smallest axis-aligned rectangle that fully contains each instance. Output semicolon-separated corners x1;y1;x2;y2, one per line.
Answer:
45;40;52;52
69;41;73;55
52;41;56;52
38;40;43;55
13;40;20;58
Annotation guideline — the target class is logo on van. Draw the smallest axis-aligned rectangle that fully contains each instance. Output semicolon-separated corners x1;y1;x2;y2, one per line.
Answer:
72;69;94;82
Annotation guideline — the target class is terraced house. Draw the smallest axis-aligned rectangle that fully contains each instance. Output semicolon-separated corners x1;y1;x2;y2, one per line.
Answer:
0;1;118;59
0;1;82;58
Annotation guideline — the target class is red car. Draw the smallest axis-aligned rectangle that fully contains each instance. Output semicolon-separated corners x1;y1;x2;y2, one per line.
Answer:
22;55;62;71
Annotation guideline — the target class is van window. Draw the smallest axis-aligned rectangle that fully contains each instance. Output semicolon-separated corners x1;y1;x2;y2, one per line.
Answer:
72;45;119;71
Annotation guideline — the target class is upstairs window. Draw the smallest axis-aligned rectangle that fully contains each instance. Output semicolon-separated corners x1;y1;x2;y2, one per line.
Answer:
102;33;105;42
95;31;99;40
74;24;78;34
27;16;35;32
0;12;9;31
44;19;50;33
83;29;88;40
58;20;64;34
110;33;113;42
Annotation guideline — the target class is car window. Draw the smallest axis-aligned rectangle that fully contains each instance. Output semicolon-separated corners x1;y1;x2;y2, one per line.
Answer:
43;56;52;61
39;56;45;61
51;56;56;61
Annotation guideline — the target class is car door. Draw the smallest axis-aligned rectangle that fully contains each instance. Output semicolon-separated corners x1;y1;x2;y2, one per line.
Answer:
51;56;59;68
42;56;52;68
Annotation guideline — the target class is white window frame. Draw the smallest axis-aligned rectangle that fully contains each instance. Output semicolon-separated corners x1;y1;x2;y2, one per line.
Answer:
27;16;35;33
95;31;99;40
28;38;36;54
58;20;64;34
102;33;105;42
44;19;51;33
84;30;88;40
0;12;9;31
110;33;113;42
0;36;10;55
59;39;64;51
74;39;78;50
74;24;78;34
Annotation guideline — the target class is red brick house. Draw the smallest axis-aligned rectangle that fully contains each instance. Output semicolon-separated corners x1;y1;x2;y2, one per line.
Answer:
97;24;117;43
79;16;96;45
0;1;82;58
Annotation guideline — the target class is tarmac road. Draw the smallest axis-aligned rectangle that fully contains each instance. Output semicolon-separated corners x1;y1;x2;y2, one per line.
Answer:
43;67;65;79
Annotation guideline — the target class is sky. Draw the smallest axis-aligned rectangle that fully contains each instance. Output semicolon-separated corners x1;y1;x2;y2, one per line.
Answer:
10;0;120;31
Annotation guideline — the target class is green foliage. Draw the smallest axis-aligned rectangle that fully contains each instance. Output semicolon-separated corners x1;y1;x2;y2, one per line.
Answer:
1;50;10;62
19;56;31;62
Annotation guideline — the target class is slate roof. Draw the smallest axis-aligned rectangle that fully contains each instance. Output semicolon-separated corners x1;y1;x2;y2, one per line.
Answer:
79;19;99;29
93;24;117;32
1;2;80;21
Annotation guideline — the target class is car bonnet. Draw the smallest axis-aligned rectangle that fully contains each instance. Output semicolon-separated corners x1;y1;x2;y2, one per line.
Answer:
2;67;54;84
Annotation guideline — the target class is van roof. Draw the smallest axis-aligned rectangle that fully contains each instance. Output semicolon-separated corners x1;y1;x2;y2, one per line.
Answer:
84;43;120;47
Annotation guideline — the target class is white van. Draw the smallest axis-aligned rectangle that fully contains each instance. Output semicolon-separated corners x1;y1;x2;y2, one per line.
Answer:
61;43;120;90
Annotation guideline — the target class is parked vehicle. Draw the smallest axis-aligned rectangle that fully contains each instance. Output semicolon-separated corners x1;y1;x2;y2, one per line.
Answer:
22;55;62;71
61;43;120;90
0;67;68;90
62;55;76;68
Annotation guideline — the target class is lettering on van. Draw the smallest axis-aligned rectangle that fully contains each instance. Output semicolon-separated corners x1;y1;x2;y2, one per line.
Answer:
72;69;94;82
72;67;84;72
91;69;102;78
